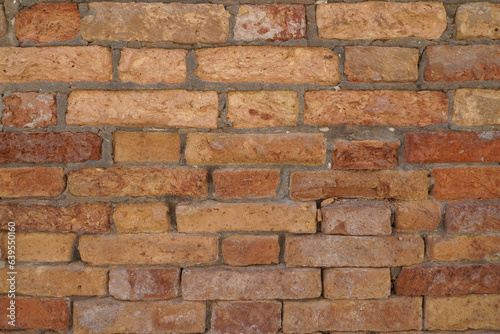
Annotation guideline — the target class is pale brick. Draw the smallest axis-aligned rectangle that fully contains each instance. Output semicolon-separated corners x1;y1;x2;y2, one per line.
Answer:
113;132;180;163
452;89;500;126
431;167;500;200
78;234;218;265
0;232;76;262
427;234;500;261
332;140;399;169
0;167;65;198
227;91;298;128
394;200;442;232
67;90;218;128
285;234;424;267
0;46;112;83
0;5;5;39
2;92;57;128
213;168;280;199
323;268;391;299
113;203;170;233
445;200;500;234
456;3;500;40
222;235;280;266
182;268;321;300
195;46;339;84
177;201;316;233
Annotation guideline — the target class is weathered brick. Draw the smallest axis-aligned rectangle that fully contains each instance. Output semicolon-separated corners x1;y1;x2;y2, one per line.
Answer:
317;2;446;40
227;91;298;128
118;48;187;84
0;46;112;83
109;267;180;300
82;3;229;43
285;234;424;267
0;203;110;232
445;200;500;234
425;45;500;82
283;297;422;333
0;5;5;39
427;234;500;261
394;200;442;232
66;90;218;128
0;264;107;297
68;166;208;198
186;133;326;166
290;170;429;201
405;132;500;164
395;264;500;296
321;201;391;235
213;169;280;199
323;268;391;300
234;5;305;41
345;47;419;83
195;46;339;84
425;295;500;330
222;235;280;266
332;140;399;169
113;203;170;233
177;201;316;233
113;132;180;163
79;234;218;265
456;3;500;40
0;132;102;163
431;167;500;200
0;232;76;262
304;90;448;126
2;92;57;128
73;298;206;333
211;301;281;334
15;3;80;44
0;297;70;330
0;167;65;198
182;268;321;300
452;89;500;126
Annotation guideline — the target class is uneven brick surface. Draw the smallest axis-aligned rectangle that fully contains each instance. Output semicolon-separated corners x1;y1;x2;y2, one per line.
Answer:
0;167;65;198
213;168;280;198
332;140;399;169
113;203;170;233
452;89;500;126
456;3;500;40
0;5;5;39
427;234;500;261
222;235;280;266
394;200;442;232
431;167;500;200
1;93;57;129
0;232;76;262
113;132;180;163
323;268;391;299
445;200;500;234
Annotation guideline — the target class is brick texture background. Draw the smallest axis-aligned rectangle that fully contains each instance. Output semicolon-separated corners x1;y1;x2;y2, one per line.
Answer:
0;0;499;332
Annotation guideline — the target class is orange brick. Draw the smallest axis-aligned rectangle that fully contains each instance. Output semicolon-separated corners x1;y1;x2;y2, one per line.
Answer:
445;200;500;234
213;169;280;199
2;92;57;128
113;203;170;233
394;200;442;232
431;167;500;200
452;89;500;126
222;235;280;266
0;232;76;262
332;140;399;169
456;3;500;40
323;268;391;299
113;132;180;163
0;167;65;198
427;234;500;261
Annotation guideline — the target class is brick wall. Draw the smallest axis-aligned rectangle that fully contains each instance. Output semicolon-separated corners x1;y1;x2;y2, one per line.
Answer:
0;0;499;332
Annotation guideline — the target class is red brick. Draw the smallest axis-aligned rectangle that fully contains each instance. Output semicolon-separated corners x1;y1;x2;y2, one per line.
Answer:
0;297;70;330
185;133;326;166
113;132;180;163
109;267;180;300
73;298;206;333
290;170;429;201
405;132;500;164
431;167;500;200
68;166;208;198
0;203;110;232
0;232;76;262
304;90;448;126
445;200;500;234
427;234;500;261
321;201;391;235
0;46;112;83
211;301;281;334
182;268;321;300
0;167;65;198
213;169;280;198
452;89;500;126
283;297;422;332
222;235;280;266
285;234;424;267
2;93;57;128
0;132;102;163
323;268;391;299
15;3;80;44
234;5;305;41
79;234;218;265
394;200;442;232
456;3;500;40
395;264;500;296
332;140;399;169
113;203;170;233
425;45;500;82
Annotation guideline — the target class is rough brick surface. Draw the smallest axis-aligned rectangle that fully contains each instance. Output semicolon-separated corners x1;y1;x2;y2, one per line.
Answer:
431;167;500;200
177;201;316;233
68;166;208;198
113;203;170;233
332;140;399;169
185;133;326;166
0;46;112;83
79;234;218;265
452;89;500;126
323;268;391;299
0;167;65;198
182;268;321;300
67;90;218;128
427;234;500;261
304;90;448;126
394;200;442;232
0;232;76;262
82;2;229;43
0;5;5;39
222;235;280;266
234;5;305;41
15;3;80;43
195;47;339;84
456;3;500;40
445;201;500;234
213;168;280;198
2;93;57;129
113;132;180;163
285;234;424;267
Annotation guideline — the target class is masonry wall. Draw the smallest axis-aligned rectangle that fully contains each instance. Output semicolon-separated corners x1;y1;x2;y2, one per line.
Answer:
0;0;499;332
